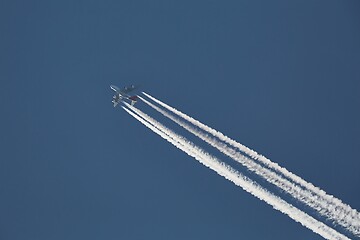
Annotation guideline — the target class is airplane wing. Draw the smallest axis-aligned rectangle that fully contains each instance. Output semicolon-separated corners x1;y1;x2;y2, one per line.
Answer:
122;85;137;94
112;99;119;107
110;84;138;107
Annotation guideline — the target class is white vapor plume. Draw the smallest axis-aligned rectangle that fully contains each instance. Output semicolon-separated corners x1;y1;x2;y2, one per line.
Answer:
138;95;360;235
142;92;360;236
122;103;349;240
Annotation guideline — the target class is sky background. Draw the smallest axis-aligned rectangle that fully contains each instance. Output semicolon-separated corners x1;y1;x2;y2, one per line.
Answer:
1;0;360;239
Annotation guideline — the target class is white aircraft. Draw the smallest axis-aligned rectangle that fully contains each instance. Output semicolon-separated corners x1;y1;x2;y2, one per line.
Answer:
110;84;138;107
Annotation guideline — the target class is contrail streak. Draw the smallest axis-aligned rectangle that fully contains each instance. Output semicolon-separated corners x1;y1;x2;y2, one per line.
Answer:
121;103;349;240
142;92;360;236
139;95;359;235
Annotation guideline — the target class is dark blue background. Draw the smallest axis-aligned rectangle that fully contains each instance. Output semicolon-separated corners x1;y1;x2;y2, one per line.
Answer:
1;1;359;239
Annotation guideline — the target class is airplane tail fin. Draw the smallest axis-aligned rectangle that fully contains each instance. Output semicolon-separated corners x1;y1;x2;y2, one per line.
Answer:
129;96;138;106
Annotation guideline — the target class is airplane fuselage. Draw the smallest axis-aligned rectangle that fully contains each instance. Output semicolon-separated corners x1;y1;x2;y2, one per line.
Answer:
110;85;138;107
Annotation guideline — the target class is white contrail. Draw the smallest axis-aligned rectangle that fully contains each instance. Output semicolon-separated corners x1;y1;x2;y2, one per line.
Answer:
142;92;360;235
121;103;349;240
138;95;359;235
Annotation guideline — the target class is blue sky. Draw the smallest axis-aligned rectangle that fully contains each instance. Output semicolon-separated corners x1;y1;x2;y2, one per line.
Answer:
1;0;360;239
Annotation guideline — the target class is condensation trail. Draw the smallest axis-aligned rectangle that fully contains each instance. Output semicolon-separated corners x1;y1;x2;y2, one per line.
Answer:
121;103;349;240
142;92;360;236
139;95;359;235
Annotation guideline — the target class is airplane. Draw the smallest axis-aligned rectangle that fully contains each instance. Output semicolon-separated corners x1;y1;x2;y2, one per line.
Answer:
110;84;139;107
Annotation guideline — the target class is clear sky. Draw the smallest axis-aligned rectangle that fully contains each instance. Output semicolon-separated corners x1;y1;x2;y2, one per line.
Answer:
1;0;360;239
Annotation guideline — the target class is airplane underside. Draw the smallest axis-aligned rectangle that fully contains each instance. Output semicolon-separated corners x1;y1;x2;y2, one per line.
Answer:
110;85;138;107
112;94;137;107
